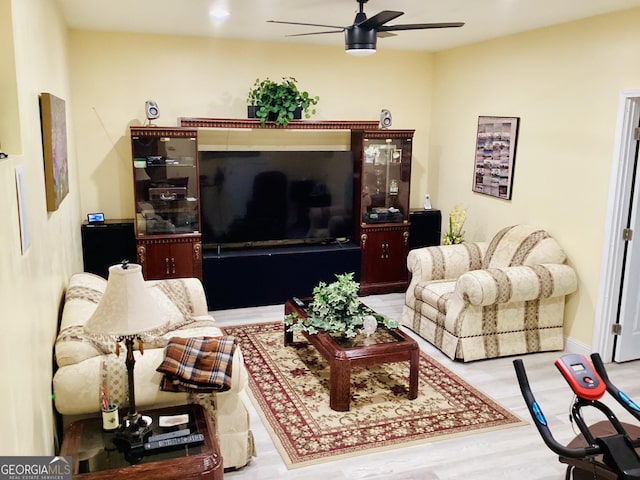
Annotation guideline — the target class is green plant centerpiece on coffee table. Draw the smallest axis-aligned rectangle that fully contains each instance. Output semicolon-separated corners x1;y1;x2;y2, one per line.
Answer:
284;272;398;338
247;76;319;127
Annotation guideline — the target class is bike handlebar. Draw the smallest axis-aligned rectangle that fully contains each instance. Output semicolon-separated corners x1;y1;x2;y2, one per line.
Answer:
591;353;640;423
513;358;601;459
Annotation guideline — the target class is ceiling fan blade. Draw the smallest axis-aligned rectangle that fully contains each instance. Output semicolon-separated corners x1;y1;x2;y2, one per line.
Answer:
267;20;345;30
357;10;404;29
285;30;345;37
376;31;398;39
378;22;465;32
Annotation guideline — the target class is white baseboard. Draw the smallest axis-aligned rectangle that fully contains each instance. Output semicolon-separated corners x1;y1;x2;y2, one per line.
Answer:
563;336;592;357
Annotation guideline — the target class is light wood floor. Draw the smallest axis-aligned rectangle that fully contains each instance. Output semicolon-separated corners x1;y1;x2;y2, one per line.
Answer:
211;293;640;480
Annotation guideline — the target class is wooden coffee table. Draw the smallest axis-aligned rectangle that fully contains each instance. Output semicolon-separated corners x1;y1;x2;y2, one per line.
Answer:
59;404;222;479
284;298;419;411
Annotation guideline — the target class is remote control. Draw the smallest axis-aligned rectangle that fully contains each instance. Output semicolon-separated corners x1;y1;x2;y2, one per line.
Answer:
147;428;191;443
292;296;305;307
144;433;204;451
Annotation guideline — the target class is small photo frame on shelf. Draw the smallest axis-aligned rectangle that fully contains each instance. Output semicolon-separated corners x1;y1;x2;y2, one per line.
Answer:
472;115;519;200
87;212;105;224
391;148;402;164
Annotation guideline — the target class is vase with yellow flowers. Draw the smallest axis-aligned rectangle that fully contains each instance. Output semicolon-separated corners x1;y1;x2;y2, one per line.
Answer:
443;204;467;245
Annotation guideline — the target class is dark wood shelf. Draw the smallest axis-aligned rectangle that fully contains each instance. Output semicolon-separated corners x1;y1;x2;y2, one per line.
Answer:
178;117;380;130
131;126;197;137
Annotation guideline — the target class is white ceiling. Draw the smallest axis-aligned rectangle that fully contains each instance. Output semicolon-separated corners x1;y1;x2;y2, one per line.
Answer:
57;0;640;52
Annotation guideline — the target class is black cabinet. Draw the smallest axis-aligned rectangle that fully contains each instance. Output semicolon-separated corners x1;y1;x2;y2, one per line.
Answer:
203;243;361;310
409;209;442;249
81;219;137;278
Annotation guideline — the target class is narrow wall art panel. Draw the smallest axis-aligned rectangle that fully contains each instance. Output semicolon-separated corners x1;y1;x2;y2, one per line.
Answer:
15;165;31;254
472;116;519;200
40;92;69;211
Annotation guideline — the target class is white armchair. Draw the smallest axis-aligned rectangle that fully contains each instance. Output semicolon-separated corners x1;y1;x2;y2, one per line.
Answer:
401;225;578;362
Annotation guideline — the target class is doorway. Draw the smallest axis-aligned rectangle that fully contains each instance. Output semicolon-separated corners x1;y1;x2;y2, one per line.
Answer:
594;90;640;362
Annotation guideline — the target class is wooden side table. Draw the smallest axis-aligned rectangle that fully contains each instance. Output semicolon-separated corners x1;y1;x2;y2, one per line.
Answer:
59;404;223;479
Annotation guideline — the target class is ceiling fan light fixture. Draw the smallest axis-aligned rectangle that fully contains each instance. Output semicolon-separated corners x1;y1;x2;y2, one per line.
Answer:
345;27;376;56
346;47;376;56
269;0;464;55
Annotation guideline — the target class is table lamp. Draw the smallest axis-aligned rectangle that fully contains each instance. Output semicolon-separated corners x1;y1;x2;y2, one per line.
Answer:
84;261;168;450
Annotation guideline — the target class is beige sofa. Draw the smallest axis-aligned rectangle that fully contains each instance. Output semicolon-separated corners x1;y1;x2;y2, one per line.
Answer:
53;272;254;469
401;225;578;362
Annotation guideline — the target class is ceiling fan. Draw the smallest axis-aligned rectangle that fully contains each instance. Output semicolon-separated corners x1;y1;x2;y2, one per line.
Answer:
268;0;464;56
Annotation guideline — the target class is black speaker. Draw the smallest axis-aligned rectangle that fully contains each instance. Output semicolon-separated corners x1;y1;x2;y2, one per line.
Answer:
380;109;392;129
81;219;137;279
145;100;160;121
409;209;442;250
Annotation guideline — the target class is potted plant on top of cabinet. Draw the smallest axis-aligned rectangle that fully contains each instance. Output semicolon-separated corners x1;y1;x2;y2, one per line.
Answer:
246;76;319;127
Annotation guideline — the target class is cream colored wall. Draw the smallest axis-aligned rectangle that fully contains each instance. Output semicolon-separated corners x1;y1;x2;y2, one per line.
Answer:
0;0;83;455
67;31;435;220
0;0;20;154
429;9;640;346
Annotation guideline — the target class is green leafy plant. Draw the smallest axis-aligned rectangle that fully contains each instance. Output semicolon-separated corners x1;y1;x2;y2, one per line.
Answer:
284;272;398;338
247;76;319;127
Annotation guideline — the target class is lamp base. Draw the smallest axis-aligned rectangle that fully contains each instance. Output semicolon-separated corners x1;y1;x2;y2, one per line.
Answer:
113;412;153;452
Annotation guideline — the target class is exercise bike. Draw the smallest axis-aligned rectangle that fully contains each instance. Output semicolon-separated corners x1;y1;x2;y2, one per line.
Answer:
514;353;640;479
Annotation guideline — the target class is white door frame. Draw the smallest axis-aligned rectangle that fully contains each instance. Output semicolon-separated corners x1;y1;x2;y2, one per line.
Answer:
593;90;640;361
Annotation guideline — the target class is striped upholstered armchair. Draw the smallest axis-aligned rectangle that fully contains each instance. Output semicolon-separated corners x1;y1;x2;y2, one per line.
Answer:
401;225;577;362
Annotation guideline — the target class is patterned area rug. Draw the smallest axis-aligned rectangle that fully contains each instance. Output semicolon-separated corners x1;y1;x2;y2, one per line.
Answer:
222;321;526;469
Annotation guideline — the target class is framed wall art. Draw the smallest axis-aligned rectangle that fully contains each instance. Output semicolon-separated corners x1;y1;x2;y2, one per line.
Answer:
472;116;520;200
40;92;69;211
15;165;31;254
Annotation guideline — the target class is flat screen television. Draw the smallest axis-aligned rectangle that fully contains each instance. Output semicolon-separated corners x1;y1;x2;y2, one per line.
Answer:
199;150;354;250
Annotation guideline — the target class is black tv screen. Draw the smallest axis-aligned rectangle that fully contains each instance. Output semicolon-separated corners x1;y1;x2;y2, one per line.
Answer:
199;150;354;249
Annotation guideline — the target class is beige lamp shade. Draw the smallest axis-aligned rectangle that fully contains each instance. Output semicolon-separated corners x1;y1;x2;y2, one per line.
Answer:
84;263;168;340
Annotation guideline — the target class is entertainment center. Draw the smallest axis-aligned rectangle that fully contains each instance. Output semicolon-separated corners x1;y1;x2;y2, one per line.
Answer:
126;118;438;309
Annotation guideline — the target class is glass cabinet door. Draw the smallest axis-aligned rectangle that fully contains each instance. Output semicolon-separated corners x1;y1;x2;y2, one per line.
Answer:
360;137;410;225
131;130;199;236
